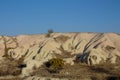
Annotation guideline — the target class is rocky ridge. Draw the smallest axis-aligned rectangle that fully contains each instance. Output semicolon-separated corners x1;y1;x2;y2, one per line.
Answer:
0;32;120;79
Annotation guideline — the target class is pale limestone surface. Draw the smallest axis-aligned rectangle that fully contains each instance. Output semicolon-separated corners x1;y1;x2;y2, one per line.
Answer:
0;33;120;76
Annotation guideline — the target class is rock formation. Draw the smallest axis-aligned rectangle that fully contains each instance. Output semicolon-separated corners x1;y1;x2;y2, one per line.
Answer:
0;32;120;76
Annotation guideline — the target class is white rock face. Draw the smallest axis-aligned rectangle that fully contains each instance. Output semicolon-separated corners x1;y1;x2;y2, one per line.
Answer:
79;33;120;65
0;33;120;76
21;60;41;76
80;48;117;65
63;57;75;65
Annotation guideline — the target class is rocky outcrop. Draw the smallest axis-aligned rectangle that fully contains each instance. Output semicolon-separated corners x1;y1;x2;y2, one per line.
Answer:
0;33;120;76
79;33;120;65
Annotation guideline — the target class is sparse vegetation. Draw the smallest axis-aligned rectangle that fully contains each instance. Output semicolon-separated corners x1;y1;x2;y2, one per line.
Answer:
48;29;54;34
45;58;65;73
0;53;27;76
46;29;54;37
0;36;25;77
0;58;21;76
31;62;120;80
0;36;28;77
0;33;120;80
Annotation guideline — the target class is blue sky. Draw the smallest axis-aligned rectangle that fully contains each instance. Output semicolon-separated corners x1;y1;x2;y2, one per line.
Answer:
0;0;120;35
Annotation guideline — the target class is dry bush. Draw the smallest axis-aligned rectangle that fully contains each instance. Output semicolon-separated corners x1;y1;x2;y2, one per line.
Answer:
45;29;54;37
0;78;22;80
48;29;54;33
0;58;22;76
45;58;65;73
29;61;120;80
89;62;120;80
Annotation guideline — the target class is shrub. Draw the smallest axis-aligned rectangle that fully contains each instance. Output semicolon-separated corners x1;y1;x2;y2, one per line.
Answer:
45;58;65;73
45;29;54;37
48;29;54;34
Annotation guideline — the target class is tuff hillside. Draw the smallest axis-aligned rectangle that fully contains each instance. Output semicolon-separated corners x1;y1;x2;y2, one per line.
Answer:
0;32;120;79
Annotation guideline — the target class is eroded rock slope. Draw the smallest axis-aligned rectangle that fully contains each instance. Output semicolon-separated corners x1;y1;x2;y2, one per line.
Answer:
0;32;120;76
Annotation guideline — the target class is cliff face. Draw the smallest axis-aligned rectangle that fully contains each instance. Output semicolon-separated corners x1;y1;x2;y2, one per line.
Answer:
0;33;120;76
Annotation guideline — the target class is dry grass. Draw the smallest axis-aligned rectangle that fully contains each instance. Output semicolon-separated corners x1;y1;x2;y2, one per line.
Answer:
31;62;120;80
0;60;120;80
0;57;120;80
0;77;23;80
0;58;22;76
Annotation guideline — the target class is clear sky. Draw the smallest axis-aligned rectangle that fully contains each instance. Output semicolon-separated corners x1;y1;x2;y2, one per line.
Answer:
0;0;120;35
